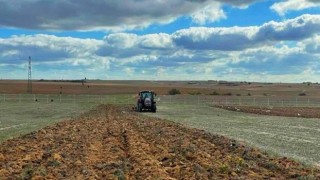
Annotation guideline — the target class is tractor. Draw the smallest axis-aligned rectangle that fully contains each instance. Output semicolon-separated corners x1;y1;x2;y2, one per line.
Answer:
136;90;157;112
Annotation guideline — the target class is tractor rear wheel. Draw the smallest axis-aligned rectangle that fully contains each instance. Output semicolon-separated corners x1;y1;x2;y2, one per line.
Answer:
138;103;143;112
152;105;157;113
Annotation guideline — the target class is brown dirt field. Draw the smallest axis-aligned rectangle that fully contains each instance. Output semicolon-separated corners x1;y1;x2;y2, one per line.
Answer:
0;105;319;179
214;105;320;119
0;80;213;95
1;80;320;97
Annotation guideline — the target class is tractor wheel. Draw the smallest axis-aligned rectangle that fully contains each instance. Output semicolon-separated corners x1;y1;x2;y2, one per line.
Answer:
138;103;143;112
152;105;157;113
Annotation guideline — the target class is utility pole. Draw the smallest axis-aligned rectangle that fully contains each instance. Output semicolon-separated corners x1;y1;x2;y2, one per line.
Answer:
27;56;32;94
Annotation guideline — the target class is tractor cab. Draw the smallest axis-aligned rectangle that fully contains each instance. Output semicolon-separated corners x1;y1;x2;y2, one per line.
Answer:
136;90;157;112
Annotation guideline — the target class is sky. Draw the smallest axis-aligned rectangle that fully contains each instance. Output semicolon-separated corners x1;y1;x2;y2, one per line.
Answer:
0;0;320;82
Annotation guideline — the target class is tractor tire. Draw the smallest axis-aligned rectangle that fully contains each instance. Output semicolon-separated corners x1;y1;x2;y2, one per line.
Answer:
152;105;157;113
138;103;143;112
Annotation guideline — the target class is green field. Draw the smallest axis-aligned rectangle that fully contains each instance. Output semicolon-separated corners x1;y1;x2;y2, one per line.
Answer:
0;94;135;142
146;103;320;166
0;102;97;142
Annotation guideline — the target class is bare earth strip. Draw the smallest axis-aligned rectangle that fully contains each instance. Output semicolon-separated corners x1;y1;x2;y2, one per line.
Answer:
0;105;319;179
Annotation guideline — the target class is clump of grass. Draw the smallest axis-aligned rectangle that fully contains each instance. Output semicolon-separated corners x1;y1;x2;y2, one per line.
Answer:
189;91;201;95
21;164;34;179
261;161;281;171
114;169;125;180
168;88;181;95
298;92;306;96
209;91;220;95
219;164;229;174
47;160;60;167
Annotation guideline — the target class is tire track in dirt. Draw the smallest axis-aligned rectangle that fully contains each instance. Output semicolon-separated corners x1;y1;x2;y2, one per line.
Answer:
0;105;319;179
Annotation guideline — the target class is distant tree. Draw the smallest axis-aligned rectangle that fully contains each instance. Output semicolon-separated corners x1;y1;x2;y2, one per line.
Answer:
210;91;219;95
168;88;181;95
299;92;307;96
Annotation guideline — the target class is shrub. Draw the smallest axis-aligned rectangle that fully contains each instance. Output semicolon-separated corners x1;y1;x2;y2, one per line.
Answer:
223;92;232;96
299;92;307;96
247;93;251;96
168;88;181;95
236;94;241;96
209;91;219;95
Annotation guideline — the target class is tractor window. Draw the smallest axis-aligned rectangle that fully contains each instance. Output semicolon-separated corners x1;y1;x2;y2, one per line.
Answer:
142;92;152;99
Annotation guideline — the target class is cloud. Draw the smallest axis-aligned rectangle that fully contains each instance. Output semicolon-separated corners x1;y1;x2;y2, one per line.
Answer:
0;0;216;31
173;14;320;51
138;34;174;50
0;0;262;31
301;35;320;54
0;34;103;64
1;14;320;82
97;33;174;58
271;0;320;16
230;46;315;75
191;2;226;24
172;26;258;51
215;0;259;6
103;33;139;49
255;14;320;41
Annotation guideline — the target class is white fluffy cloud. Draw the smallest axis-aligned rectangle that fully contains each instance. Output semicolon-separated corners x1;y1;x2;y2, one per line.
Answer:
271;0;320;16
300;35;320;54
173;14;320;50
139;34;174;49
0;34;103;64
97;33;175;59
103;33;173;50
191;2;226;24
1;14;320;81
104;33;138;49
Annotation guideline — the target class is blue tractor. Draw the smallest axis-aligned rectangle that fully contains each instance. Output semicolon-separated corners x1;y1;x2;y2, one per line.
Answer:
136;90;157;112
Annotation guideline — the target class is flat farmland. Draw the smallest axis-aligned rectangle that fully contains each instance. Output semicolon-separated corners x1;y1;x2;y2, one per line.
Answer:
1;80;320;97
1;105;319;179
146;103;320;167
0;102;97;142
1;80;320;178
0;94;134;142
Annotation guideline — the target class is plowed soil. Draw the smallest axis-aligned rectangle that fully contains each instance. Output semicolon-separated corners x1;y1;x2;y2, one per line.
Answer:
214;105;320;118
0;105;319;179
